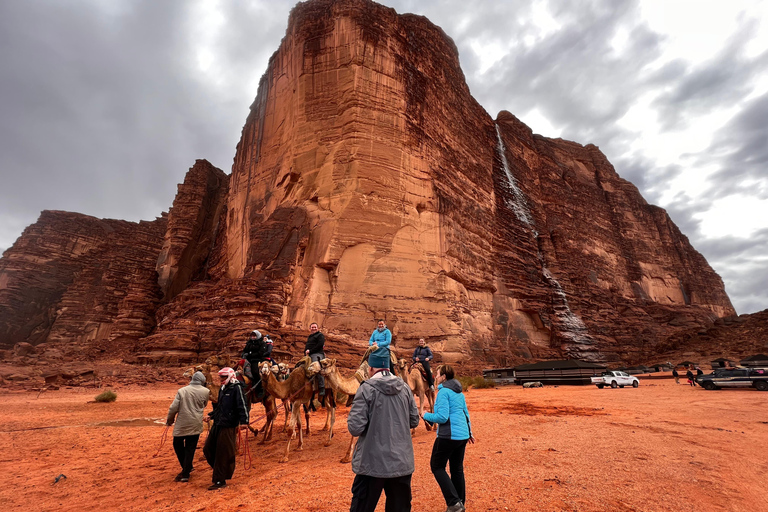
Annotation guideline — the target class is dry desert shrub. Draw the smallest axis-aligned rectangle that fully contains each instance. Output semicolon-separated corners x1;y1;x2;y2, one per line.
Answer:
94;390;117;402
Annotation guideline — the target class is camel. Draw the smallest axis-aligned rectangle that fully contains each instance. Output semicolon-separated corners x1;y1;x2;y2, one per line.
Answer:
397;358;435;432
270;363;292;432
259;357;319;462
309;357;370;463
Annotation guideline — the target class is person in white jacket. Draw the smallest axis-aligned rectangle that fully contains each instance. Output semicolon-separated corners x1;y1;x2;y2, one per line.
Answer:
166;371;210;482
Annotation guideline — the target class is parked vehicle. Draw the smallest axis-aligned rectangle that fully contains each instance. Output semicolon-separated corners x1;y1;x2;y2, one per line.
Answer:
591;371;639;389
696;368;768;391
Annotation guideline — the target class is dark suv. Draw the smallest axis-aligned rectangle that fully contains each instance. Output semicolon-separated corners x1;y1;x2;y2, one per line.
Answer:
696;368;768;391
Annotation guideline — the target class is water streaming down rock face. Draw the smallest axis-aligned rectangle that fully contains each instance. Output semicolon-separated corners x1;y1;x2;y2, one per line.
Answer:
495;124;534;228
0;0;737;369
495;123;595;351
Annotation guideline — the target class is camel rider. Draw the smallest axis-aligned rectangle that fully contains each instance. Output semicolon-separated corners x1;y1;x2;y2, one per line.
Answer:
369;319;395;374
241;330;273;399
305;322;326;397
412;338;435;391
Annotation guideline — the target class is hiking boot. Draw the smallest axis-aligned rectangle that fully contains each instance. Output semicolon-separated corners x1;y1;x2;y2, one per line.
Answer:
445;501;465;512
208;481;226;490
174;472;184;482
179;476;189;482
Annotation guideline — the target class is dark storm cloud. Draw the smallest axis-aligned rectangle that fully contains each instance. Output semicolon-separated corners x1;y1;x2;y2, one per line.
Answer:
704;92;768;199
694;229;768;314
651;20;767;131
0;0;292;253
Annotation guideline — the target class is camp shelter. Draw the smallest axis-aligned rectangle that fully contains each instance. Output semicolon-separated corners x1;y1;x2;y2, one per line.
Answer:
678;361;697;367
482;367;515;385
740;354;768;367
711;357;736;368
513;359;606;385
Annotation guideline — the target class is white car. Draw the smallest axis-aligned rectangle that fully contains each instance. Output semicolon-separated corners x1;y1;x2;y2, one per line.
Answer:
591;371;639;389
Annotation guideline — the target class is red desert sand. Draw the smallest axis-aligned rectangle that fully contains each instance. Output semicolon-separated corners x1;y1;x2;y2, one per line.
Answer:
1;374;766;512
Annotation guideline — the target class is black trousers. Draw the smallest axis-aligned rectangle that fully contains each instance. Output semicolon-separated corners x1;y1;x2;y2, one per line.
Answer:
203;425;237;484
350;474;412;512
430;438;468;507
172;434;199;477
310;352;326;392
419;360;434;387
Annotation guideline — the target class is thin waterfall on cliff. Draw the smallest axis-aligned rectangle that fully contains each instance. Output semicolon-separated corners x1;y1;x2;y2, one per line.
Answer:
542;268;594;345
496;123;594;347
495;124;534;227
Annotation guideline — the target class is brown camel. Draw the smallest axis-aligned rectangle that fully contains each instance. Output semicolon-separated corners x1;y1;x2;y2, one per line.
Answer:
270;363;292;432
310;357;370;463
259;357;318;462
397;358;435;432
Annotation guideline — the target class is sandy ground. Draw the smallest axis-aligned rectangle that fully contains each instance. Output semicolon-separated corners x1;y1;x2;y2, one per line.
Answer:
1;374;767;512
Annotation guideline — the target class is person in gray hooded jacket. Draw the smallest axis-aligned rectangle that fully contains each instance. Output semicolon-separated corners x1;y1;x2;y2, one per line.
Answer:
347;351;420;512
166;371;210;482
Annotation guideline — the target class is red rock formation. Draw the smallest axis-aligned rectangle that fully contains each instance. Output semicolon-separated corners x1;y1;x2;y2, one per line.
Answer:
156;160;229;302
0;211;166;351
0;0;738;371
145;0;731;366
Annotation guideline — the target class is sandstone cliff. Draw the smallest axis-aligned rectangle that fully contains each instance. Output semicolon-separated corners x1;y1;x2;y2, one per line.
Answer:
0;0;738;371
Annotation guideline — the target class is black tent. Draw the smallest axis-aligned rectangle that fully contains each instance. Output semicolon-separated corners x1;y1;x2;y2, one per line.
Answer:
740;354;768;367
711;358;735;368
678;361;697;367
513;359;606;385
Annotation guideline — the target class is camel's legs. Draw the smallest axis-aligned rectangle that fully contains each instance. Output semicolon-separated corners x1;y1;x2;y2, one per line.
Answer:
279;406;301;463
323;406;335;447
281;399;291;432
304;404;311;436
341;436;357;463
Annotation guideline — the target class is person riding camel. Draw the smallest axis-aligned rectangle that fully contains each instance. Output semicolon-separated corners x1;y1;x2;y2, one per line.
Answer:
412;338;435;391
369;319;395;374
305;322;326;397
241;329;273;399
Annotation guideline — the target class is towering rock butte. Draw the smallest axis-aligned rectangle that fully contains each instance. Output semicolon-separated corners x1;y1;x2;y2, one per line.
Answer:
0;0;737;368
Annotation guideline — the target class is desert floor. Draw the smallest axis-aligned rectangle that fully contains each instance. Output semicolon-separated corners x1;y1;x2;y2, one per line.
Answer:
1;374;767;512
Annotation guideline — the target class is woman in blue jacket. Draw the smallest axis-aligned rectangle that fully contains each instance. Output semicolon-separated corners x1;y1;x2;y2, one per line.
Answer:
422;365;475;512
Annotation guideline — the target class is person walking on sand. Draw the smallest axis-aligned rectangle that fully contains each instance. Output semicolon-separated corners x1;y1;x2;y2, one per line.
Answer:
347;351;420;512
203;367;249;490
686;368;695;387
672;367;680;384
422;365;475;512
166;371;210;482
305;322;327;397
369;319;394;373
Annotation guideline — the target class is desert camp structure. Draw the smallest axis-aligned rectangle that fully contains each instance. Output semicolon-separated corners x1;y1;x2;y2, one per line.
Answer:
484;359;607;386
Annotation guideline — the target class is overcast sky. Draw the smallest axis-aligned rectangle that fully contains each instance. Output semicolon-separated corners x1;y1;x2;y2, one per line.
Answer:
1;0;766;314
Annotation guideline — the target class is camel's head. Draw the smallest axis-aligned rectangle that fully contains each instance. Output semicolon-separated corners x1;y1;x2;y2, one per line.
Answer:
305;361;321;377
270;364;280;375
319;358;336;376
397;358;408;370
182;364;205;379
277;363;289;376
259;361;273;376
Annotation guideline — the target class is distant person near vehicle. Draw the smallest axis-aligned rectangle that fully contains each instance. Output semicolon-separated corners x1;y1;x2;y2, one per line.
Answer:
423;365;475;512
305;322;326;397
672;367;680;384
347;350;420;512
166;371;210;482
686;368;695;387
412;338;435;390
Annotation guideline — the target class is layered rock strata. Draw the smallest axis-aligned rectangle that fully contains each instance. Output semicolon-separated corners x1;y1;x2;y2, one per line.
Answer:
0;211;167;350
0;0;737;369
